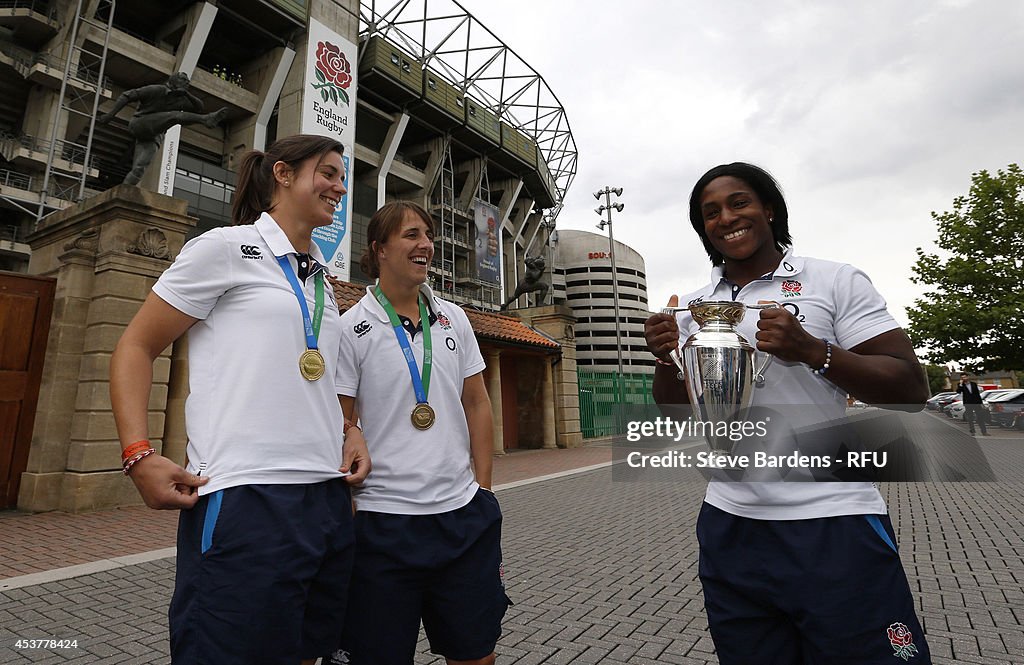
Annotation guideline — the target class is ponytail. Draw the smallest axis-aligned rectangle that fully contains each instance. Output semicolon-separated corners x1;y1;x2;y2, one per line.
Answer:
231;151;273;225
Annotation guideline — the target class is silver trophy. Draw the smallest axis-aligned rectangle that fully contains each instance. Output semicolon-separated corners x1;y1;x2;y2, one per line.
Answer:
662;301;775;459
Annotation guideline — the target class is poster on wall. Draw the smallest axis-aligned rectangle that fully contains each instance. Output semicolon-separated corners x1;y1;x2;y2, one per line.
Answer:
302;17;357;280
473;199;501;285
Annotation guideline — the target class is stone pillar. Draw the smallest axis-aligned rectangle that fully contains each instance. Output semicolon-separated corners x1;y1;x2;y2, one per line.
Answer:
484;348;504;455
162;335;190;466
517;304;583;448
20;185;196;512
541;358;556;449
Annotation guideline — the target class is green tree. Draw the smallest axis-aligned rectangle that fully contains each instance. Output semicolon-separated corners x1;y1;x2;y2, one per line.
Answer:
923;364;950;395
907;165;1024;371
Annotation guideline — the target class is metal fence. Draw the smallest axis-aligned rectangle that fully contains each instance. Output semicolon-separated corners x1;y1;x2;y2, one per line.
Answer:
577;370;656;438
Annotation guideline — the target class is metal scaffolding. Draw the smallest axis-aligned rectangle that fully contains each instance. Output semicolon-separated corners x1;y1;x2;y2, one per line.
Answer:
34;0;115;227
358;0;578;222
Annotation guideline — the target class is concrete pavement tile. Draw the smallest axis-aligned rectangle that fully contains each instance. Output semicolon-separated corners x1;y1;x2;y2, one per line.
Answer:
568;645;610;663
951;634;982;657
508;649;557;665
657;650;713;665
534;645;583;664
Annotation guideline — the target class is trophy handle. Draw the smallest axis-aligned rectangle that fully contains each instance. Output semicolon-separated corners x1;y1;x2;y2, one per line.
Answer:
669;345;686;381
753;350;773;386
746;302;778;386
660;307;687;381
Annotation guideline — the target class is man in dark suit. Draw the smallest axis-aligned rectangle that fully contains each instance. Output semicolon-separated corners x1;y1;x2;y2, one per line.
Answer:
956;373;989;435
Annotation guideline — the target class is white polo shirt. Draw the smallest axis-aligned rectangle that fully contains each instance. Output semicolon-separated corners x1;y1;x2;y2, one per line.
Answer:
675;249;898;520
337;283;486;515
152;212;347;495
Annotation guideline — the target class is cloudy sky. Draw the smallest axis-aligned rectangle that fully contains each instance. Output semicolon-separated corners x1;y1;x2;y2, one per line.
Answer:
457;0;1024;331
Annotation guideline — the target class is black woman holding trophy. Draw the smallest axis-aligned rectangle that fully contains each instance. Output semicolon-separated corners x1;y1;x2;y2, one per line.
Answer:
643;163;932;664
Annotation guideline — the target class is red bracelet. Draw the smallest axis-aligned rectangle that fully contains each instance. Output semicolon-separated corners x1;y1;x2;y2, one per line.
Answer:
121;440;151;463
655;357;674;366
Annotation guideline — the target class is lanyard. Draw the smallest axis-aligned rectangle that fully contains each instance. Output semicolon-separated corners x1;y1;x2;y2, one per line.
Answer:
373;285;432;404
276;255;324;350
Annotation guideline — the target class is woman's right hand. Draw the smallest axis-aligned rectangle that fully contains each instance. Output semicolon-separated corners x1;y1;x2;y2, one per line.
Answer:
644;294;681;362
127;454;208;510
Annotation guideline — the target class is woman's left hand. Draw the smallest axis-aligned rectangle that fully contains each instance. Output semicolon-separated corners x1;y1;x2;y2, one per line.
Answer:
755;305;825;366
341;427;371;485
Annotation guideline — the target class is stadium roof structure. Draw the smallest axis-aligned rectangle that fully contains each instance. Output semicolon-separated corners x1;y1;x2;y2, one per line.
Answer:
358;0;578;221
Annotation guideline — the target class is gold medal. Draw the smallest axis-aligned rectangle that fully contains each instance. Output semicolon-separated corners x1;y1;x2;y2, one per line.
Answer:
299;349;325;381
411;403;435;430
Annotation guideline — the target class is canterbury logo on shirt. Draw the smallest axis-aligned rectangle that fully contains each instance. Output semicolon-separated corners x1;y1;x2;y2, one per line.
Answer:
240;244;263;259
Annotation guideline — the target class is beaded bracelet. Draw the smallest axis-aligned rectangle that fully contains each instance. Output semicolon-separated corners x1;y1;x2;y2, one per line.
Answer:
122;448;156;476
121;440;151;463
813;339;833;375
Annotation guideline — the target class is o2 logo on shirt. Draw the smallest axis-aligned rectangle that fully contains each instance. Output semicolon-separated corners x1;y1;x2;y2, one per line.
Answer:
781;302;806;323
780;280;802;297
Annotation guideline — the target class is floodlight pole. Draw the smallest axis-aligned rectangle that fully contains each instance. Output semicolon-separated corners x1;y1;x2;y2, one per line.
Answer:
595;186;625;429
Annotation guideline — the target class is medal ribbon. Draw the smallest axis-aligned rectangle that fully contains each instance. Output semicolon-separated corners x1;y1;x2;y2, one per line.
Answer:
276;255;324;351
373;285;431;404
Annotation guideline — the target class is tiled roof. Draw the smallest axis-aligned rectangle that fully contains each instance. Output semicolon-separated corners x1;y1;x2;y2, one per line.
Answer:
463;308;560;351
328;277;559;352
327;277;365;311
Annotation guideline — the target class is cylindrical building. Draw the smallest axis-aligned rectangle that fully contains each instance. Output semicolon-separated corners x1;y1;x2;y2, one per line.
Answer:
555;230;654;374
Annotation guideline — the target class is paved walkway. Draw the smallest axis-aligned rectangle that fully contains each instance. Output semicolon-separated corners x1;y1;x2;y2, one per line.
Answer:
2;415;1023;664
0;443;614;581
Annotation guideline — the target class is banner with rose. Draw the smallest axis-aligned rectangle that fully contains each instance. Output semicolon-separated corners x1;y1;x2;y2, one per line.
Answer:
302;17;358;280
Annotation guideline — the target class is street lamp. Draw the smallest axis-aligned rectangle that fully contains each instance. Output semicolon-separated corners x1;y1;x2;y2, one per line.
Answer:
594;186;625;406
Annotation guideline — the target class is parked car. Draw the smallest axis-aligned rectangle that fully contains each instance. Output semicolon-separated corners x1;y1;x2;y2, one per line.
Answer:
986;389;1024;427
949;390;1008;421
982;388;1015;402
941;394;962;416
926;392;955;410
934;393;960;412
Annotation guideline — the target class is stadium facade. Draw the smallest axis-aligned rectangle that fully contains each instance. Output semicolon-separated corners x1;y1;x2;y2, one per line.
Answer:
0;0;590;512
0;0;576;310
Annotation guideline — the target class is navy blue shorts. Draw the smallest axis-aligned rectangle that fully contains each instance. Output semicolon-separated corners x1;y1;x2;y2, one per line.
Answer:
330;487;512;665
169;479;354;664
697;502;931;665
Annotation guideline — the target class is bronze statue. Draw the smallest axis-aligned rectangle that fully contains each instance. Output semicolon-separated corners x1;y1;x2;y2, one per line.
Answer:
500;255;549;310
98;72;228;185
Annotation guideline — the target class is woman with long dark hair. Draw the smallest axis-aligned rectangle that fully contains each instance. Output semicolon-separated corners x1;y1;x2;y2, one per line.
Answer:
111;134;369;664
